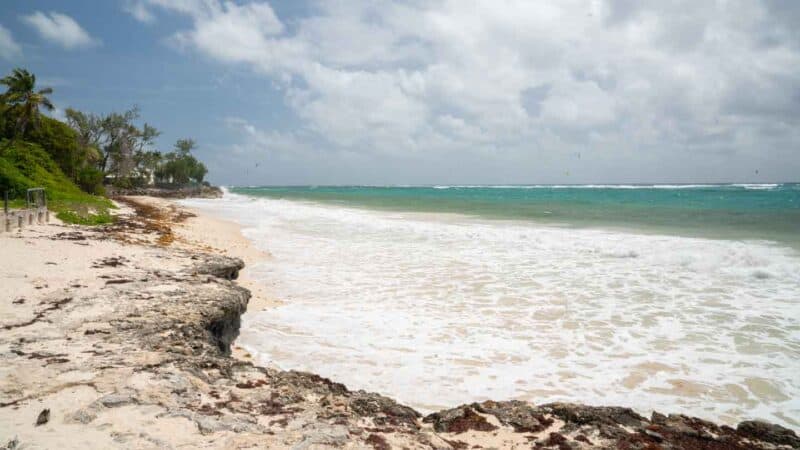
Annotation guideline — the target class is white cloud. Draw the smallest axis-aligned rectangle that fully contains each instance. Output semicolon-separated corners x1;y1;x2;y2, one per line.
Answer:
142;0;800;182
172;2;288;66
124;1;156;24
21;11;97;50
0;24;21;60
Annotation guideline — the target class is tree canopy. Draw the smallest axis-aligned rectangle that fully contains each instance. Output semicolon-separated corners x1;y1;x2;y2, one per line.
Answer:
155;138;207;185
0;68;54;138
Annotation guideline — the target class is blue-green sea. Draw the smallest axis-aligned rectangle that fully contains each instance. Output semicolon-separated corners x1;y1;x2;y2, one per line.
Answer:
231;183;800;247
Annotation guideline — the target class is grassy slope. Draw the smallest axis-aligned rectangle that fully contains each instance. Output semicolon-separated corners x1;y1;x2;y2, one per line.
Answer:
0;140;114;224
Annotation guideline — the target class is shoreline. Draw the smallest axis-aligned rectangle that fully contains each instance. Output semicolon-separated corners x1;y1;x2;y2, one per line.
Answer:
146;196;285;363
1;196;797;449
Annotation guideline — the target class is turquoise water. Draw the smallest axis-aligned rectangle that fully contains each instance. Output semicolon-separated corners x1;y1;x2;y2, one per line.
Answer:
231;184;800;247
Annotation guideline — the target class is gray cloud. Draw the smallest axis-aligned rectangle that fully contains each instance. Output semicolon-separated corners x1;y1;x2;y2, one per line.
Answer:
139;0;800;184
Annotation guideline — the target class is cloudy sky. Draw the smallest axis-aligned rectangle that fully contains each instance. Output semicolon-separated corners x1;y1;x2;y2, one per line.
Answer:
1;1;798;185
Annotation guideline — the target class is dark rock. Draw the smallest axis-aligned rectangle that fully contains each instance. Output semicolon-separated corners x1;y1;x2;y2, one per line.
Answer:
651;411;667;424
661;414;719;439
35;408;50;426
365;433;390;450
737;420;800;447
543;403;646;428
536;432;573;449
474;400;554;433
205;294;247;356
574;434;592;445
350;391;420;429
424;405;498;434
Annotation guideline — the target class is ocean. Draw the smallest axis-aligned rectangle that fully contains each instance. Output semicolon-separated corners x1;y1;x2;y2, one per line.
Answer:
181;183;800;428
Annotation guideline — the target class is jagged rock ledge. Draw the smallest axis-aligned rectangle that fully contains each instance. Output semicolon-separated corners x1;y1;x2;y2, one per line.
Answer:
1;206;798;449
107;185;223;199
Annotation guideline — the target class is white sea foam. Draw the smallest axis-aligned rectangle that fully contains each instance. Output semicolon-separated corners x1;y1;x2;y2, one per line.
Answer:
182;193;800;428
432;183;781;189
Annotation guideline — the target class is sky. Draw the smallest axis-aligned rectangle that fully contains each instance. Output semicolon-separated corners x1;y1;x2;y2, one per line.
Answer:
1;0;798;185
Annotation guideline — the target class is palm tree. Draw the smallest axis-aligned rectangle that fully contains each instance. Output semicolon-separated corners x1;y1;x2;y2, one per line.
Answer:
1;68;54;139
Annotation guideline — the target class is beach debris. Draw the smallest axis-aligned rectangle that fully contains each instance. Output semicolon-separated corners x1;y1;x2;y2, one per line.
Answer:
35;408;50;426
2;436;19;450
104;278;134;285
12;298;24;304
50;231;87;241
92;256;128;268
84;328;110;335
1;297;72;330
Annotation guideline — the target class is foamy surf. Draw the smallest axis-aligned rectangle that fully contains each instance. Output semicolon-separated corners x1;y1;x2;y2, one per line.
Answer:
182;191;800;429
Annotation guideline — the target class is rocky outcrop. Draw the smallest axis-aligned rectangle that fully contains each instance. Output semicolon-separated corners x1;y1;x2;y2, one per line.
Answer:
192;254;245;280
426;401;800;449
109;185;223;199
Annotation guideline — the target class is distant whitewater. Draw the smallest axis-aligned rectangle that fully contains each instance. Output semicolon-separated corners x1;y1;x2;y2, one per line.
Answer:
182;184;800;429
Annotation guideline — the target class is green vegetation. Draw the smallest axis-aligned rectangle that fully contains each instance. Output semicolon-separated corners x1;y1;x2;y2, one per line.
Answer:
0;68;54;139
1;67;211;225
155;139;208;185
0;140;113;224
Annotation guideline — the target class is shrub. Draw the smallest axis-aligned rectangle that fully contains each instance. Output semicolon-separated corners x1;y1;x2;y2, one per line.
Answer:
76;166;105;196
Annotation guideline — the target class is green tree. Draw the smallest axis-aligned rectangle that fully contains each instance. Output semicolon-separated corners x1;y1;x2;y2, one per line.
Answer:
174;138;196;156
65;108;103;153
0;68;54;139
133;150;162;186
98;107;140;177
155;138;207;185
